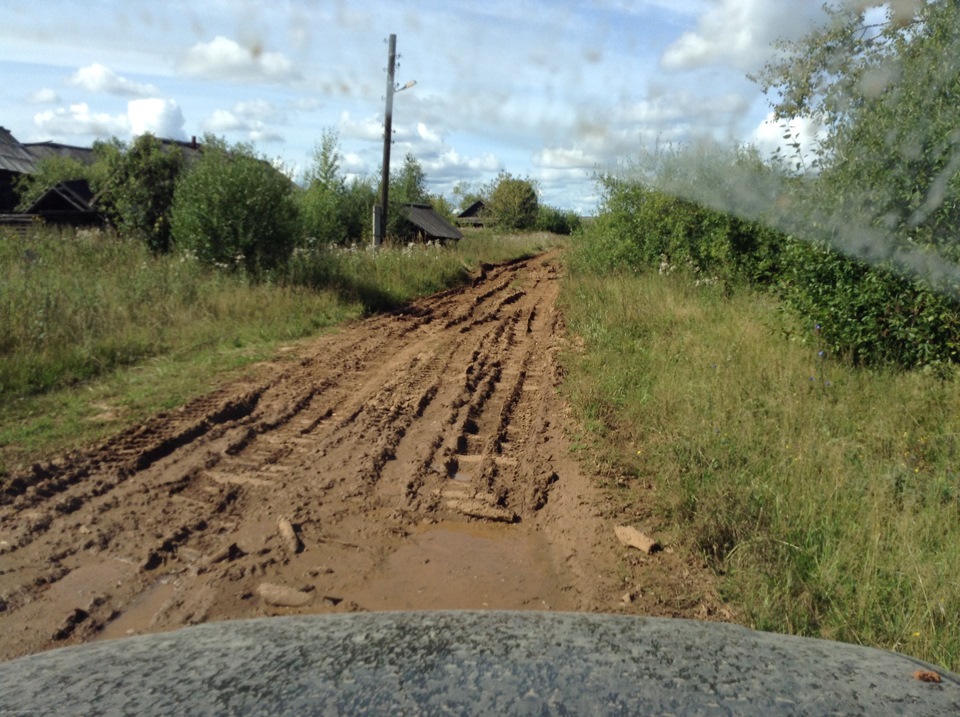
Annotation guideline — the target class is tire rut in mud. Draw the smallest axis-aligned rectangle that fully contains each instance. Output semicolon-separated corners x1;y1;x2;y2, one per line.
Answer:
0;252;629;660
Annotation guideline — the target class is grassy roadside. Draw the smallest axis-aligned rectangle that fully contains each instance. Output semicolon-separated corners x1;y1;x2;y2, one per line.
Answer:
559;266;960;672
0;227;561;475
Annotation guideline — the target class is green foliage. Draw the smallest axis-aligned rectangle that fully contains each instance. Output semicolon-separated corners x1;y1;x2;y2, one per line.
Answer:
15;156;92;211
430;193;457;222
300;129;350;245
486;172;539;230
170;136;299;275
741;0;960;368
754;1;960;257
777;238;960;367
298;129;378;245
560;267;960;671
535;205;581;235
578;130;960;368
339;176;378;244
452;181;485;213
93;134;184;253
573;152;783;287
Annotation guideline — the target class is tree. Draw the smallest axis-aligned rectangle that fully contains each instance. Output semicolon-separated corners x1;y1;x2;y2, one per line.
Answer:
300;129;348;244
751;1;960;366
340;176;379;244
752;0;960;260
452;181;485;213
170;136;299;275
94;134;184;253
487;172;539;230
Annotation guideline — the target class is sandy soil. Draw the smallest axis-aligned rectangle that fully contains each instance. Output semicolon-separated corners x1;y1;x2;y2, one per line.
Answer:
0;251;729;661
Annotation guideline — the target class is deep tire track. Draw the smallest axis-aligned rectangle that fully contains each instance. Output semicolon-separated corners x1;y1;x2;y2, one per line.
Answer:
0;251;727;662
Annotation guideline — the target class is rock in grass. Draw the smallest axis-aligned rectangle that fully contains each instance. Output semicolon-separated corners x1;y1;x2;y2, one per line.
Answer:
256;583;313;607
614;525;661;554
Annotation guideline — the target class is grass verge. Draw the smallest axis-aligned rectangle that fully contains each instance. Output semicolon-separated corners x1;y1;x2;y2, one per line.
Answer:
559;266;960;672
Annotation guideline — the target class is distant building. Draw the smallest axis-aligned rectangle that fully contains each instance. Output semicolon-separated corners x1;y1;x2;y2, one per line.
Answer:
401;203;463;243
0;126;202;232
456;199;487;228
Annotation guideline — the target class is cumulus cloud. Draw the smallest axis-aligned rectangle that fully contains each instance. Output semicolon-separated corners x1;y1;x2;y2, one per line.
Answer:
533;146;598;170
27;88;60;104
128;98;186;139
32;99;186;141
33;102;129;138
422;148;499;178
661;0;825;72
69;63;161;98
178;36;301;84
338;111;384;142
417;122;443;145
202;100;285;143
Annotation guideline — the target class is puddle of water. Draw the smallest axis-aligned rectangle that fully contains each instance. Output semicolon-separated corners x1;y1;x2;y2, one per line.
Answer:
349;521;574;611
98;578;177;641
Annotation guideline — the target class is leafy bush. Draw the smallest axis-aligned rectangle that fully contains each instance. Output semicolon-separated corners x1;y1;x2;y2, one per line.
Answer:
93;134;184;253
535;205;581;235
170;136;299;276
487;172;539;230
572;165;782;287
299;130;346;245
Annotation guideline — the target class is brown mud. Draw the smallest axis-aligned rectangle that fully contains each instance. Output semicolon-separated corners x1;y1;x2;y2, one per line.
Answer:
0;251;728;661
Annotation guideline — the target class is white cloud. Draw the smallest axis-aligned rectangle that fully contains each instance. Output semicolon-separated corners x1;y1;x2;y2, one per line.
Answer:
338;111;383;142
248;129;285;144
661;0;825;72
27;88;60;104
202;100;286;143
178;36;301;84
533;146;598;170
203;109;247;133
417;122;443;145
423;148;499;176
69;63;161;98
232;99;284;123
33;102;129;138
128;98;186;140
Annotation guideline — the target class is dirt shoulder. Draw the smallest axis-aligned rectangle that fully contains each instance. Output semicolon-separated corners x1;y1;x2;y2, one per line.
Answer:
0;251;728;661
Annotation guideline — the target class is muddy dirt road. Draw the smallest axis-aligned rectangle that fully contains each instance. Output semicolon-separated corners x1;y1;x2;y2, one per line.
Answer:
0;252;725;660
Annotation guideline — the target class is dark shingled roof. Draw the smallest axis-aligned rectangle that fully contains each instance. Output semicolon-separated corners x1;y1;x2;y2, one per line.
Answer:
402;203;464;241
25;179;96;214
457;199;486;219
0;127;37;174
23;142;96;166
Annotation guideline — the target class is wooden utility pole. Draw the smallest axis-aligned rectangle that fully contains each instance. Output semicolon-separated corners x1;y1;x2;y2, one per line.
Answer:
374;33;397;248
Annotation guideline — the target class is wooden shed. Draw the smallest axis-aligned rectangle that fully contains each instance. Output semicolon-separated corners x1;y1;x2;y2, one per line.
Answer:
401;203;463;243
24;179;102;226
456;199;488;228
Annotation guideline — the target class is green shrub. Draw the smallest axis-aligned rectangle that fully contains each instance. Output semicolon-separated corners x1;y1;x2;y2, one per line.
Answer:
94;134;184;253
171;136;299;275
535;205;581;235
487;172;539;230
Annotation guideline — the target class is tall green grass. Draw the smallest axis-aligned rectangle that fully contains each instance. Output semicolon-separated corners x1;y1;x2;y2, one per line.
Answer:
0;228;353;399
560;266;960;671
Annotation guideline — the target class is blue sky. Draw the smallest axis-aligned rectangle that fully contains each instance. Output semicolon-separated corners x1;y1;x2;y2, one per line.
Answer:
0;1;835;213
